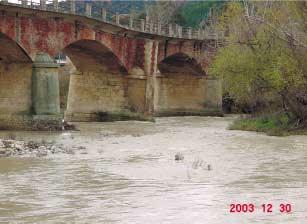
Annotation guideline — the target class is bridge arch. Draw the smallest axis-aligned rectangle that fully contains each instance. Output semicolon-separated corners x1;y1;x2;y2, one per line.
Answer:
154;52;208;116
158;52;206;77
61;39;130;121
62;39;128;73
0;32;33;120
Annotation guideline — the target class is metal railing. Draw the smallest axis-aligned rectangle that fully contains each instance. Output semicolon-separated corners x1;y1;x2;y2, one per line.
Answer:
0;0;224;40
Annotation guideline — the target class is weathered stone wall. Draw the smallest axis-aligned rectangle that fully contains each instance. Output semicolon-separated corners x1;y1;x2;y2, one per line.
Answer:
203;77;223;113
0;62;32;115
126;78;146;113
65;71;128;121
63;39;149;121
155;73;208;115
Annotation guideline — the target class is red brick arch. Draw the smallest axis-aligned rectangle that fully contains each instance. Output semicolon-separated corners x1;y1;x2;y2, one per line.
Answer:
158;52;206;76
61;38;129;73
157;40;216;74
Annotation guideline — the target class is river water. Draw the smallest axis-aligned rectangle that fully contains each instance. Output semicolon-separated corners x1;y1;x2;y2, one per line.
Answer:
0;116;306;224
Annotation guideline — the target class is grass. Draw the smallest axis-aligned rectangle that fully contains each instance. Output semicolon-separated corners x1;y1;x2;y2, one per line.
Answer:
229;113;307;136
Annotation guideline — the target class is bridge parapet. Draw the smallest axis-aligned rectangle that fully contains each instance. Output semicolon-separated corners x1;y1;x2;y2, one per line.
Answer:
0;0;224;41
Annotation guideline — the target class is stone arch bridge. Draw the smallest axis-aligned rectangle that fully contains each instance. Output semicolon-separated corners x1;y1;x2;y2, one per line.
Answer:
0;1;222;130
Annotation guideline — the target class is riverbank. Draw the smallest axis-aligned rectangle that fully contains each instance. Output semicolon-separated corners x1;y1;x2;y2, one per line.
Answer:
0;138;85;157
229;113;307;136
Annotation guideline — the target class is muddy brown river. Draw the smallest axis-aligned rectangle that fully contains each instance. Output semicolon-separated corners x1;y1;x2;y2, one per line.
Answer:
0;116;306;223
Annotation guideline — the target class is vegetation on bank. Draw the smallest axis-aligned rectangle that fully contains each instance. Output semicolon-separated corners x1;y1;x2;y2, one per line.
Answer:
229;113;307;136
209;1;307;135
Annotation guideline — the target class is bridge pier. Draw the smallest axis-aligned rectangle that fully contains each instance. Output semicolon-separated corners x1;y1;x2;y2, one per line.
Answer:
203;76;223;115
32;53;61;116
30;52;62;129
153;74;223;117
0;53;62;130
144;40;158;117
126;67;147;114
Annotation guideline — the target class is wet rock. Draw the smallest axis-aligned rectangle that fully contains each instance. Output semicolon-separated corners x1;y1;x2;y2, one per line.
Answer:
5;150;12;157
50;145;58;154
36;146;48;157
14;143;24;151
63;122;77;131
2;140;14;148
38;146;47;151
37;151;48;157
175;153;184;161
0;148;6;155
26;141;40;149
207;164;212;171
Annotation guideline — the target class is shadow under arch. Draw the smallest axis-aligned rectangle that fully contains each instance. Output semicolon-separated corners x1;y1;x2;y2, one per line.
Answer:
0;32;33;117
62;39;127;74
158;53;206;77
60;39;132;122
0;32;32;63
155;53;209;116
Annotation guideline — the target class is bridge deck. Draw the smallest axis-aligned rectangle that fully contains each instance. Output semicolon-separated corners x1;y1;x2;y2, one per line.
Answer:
0;0;223;41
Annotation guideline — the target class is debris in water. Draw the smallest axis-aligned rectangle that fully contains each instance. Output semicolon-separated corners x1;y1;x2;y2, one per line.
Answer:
175;153;184;161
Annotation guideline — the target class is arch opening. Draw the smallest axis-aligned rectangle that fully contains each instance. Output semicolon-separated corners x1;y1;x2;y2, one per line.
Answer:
0;33;32;63
158;53;206;76
59;40;131;122
63;40;127;74
155;53;208;116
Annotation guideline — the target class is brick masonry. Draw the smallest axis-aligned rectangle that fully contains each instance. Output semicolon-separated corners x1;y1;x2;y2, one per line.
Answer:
0;62;32;115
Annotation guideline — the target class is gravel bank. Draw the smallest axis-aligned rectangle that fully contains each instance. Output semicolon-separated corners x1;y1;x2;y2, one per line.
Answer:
0;139;85;157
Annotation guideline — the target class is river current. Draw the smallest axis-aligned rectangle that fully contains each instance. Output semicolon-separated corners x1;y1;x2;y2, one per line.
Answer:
0;116;306;223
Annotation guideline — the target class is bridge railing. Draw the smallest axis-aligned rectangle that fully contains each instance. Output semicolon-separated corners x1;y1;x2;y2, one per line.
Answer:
0;0;224;41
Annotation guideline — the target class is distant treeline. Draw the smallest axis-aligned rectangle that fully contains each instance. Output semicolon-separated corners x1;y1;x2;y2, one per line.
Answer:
58;1;225;28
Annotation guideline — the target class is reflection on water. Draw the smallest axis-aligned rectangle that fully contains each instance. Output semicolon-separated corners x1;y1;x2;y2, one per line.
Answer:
0;116;307;223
